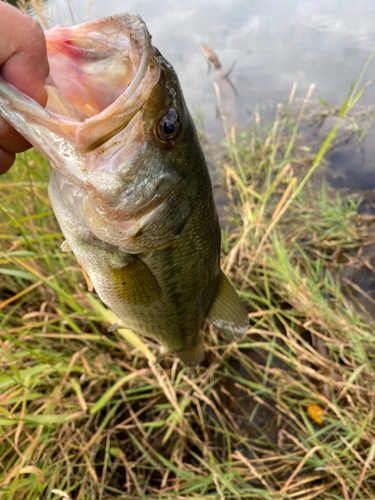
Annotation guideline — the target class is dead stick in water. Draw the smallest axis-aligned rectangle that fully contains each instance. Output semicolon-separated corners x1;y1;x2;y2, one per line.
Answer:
201;45;238;96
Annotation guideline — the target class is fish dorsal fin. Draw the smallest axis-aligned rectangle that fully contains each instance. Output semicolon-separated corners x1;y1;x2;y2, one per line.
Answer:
206;271;249;341
110;256;162;305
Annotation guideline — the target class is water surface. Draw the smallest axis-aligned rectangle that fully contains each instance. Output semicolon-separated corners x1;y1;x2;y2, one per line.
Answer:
34;0;375;140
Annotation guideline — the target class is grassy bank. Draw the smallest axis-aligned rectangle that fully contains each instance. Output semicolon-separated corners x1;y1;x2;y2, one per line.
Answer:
1;85;375;499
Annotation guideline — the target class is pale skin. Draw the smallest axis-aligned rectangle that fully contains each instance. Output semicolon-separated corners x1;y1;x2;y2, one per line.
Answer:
0;2;48;174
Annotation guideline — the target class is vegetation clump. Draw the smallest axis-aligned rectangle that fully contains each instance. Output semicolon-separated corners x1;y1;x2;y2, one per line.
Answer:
1;83;375;499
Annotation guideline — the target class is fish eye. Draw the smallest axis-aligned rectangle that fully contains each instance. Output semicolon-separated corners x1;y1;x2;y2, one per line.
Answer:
155;109;181;144
163;121;175;135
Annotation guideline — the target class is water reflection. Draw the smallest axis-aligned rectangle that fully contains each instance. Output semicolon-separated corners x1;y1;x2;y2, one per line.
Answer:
32;0;375;140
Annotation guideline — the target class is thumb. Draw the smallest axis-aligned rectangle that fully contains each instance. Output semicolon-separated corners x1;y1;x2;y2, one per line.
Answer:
0;3;49;106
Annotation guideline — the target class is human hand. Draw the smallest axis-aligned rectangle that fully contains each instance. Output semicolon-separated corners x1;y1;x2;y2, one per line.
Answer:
0;2;49;174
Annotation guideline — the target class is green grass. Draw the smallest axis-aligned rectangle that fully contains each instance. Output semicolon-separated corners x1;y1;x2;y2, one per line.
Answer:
1;80;375;499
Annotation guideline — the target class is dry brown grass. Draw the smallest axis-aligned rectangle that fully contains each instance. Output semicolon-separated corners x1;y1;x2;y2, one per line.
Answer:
1;71;375;499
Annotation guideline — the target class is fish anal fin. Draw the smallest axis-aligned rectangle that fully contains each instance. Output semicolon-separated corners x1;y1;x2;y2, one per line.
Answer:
178;339;205;367
206;271;249;341
111;256;162;305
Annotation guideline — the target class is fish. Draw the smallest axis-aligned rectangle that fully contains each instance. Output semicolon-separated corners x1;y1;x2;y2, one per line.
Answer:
0;13;248;366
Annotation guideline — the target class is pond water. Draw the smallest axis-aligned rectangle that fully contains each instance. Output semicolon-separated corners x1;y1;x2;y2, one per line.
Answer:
33;0;375;141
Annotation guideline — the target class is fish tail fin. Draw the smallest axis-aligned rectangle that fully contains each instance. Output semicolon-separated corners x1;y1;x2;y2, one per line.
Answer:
178;339;205;367
206;271;249;341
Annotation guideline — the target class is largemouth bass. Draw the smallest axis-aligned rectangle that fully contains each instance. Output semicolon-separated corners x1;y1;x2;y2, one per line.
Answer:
0;13;248;365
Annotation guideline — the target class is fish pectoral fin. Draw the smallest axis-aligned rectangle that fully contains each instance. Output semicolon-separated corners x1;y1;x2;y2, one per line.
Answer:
110;256;162;305
206;271;249;341
177;339;205;367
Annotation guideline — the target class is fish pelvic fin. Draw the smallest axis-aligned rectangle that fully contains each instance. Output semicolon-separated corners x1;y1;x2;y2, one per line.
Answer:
60;240;72;252
206;271;249;341
78;261;94;292
178;339;205;367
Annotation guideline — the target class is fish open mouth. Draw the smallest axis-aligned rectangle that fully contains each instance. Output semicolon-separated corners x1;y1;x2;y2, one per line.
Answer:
46;29;139;118
43;14;160;153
